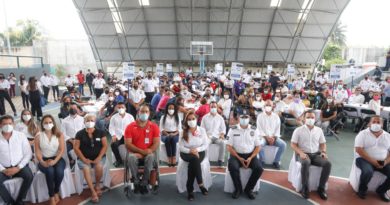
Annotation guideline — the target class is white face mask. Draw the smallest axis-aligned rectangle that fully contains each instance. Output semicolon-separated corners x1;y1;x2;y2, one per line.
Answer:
43;123;54;130
22;114;31;121
274;97;280;101
85;122;95;128
224;95;229;99
305;119;315;126
256;97;261;101
1;124;13;133
265;106;272;113
187;120;197;128
370;123;382;132
327;99;333;104
115;91;120;96
118;108;126;115
109;96;114;101
168;109;175;115
239;118;250;126
210;108;217;114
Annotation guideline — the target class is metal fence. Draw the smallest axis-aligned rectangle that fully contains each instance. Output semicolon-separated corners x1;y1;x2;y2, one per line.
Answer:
0;55;44;69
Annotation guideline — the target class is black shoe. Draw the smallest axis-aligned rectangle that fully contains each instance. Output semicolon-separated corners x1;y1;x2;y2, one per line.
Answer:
356;191;366;199
300;189;309;199
218;160;223;167
134;183;140;194
244;190;256;200
188;192;194;201
376;189;390;202
113;161;122;168
273;162;280;169
199;186;208;195
232;189;241;199
317;189;328;200
140;185;149;195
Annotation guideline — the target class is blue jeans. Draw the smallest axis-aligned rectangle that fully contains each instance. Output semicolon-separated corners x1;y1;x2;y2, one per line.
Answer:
78;84;84;95
38;157;66;197
161;134;179;157
356;157;390;194
260;138;286;163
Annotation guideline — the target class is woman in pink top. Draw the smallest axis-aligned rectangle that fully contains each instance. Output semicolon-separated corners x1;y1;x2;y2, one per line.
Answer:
195;98;210;124
157;89;172;113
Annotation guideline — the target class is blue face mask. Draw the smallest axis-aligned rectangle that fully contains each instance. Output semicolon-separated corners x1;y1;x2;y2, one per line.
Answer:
139;113;149;122
239;118;249;126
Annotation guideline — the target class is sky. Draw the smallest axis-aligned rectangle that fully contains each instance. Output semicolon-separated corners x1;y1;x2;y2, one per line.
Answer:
0;0;389;47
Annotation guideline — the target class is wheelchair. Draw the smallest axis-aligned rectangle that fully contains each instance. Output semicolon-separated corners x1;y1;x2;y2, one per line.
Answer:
123;151;160;198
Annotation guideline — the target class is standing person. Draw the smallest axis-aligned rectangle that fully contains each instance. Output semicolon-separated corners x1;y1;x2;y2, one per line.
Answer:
128;81;146;119
92;73;106;99
19;74;29;109
76;70;85;96
50;74;60;102
86;69;95;96
35;115;66;205
27;76;43;121
290;111;332;200
64;74;75;92
227;110;263;200
0;115;33;205
143;72;157;104
40;71;51;102
268;71;281;92
0;73;17;116
8;73;16;98
160;102;181;167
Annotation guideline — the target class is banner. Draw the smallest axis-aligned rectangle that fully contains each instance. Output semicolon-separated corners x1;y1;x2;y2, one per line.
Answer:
287;64;295;75
230;62;244;80
349;66;356;77
123;62;135;80
166;64;173;72
156;63;164;76
267;65;273;73
330;64;342;80
215;63;223;75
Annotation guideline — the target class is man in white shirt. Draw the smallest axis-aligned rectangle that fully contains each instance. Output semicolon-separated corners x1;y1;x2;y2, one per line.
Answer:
359;75;372;97
180;86;193;101
201;101;226;167
109;102;135;167
273;93;286;117
226;110;263;200
333;81;348;104
354;116;390;201
40;71;51;101
128;81;146;119
288;91;306;126
50;74;60;101
64;74;75;91
61;103;85;164
257;100;286;169
291;111;331;200
348;87;365;104
92;74;106;99
0;73;17;116
143;72;157;104
293;78;305;91
0;115;33;205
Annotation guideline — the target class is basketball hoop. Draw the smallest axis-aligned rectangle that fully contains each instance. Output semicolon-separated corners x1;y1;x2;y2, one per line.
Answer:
190;41;213;74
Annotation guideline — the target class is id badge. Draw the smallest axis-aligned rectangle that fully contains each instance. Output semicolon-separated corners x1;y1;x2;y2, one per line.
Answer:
145;137;150;144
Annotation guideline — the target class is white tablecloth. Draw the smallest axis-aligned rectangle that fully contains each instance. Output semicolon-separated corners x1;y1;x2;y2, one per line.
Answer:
82;101;106;114
344;104;390;119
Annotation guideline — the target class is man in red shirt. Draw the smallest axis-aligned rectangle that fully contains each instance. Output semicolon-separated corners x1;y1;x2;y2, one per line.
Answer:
76;70;85;96
124;104;160;194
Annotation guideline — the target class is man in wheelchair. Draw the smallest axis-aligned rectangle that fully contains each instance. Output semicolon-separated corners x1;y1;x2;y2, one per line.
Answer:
124;104;160;195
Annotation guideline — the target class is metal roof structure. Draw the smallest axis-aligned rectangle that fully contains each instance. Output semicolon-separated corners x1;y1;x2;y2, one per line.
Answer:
72;0;350;67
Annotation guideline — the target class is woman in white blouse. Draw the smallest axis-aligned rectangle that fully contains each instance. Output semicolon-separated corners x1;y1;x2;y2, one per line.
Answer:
34;115;65;205
160;102;181;167
15;109;40;146
18;74;29;109
217;90;232;120
179;111;209;201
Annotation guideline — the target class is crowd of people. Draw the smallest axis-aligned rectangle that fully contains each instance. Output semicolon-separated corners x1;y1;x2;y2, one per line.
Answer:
0;66;390;204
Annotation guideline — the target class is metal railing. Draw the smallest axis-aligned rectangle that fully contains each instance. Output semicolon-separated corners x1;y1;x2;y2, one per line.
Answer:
0;54;44;69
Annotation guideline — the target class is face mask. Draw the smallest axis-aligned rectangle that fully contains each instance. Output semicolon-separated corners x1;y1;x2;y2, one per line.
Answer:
109;96;114;101
276;90;281;93
22;114;31;121
43;123;54;130
239;118;250;126
264;106;272;112
338;85;342;89
168;109;175;115
224;95;229;99
139;113;149;121
250;93;255;97
1;125;13;133
118;108;126;115
115;91;120;96
210;108;217;114
370;123;382;132
373;95;380;101
69;108;77;115
85;122;95;128
305;119;315;126
274;97;280;101
264;91;268;94
64;102;70;106
294;98;300;103
256;97;261;101
187;120;197;128
327;99;333;104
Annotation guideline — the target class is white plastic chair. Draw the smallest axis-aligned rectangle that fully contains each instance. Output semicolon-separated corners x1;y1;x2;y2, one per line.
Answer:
224;166;261;193
287;155;327;192
349;158;386;192
208;142;226;162
159;142;179;164
261;145;279;165
176;152;212;193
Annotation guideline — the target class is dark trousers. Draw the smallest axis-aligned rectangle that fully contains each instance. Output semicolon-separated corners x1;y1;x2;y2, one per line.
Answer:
38;157;66;197
356;157;390;194
29;90;42;118
0;165;33;204
161;134;179;157
128;103;138;119
145;92;154;104
94;88;103;99
66;141;74;161
52;85;59;100
21;92;29;109
111;137;124;163
0;90;16;115
228;153;263;192
180;151;205;193
296;152;332;191
78;84;84;96
87;82;94;95
43;86;50;100
9;84;15;97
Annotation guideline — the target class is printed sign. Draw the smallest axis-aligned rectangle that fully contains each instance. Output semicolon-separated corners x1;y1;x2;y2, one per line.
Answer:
123;62;135;80
230;62;244;80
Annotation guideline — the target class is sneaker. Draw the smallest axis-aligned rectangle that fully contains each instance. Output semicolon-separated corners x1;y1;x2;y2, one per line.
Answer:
140;185;149;195
199;186;208;195
133;184;140;194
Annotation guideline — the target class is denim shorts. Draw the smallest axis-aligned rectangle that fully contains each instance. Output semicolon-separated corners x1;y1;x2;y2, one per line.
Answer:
77;156;106;169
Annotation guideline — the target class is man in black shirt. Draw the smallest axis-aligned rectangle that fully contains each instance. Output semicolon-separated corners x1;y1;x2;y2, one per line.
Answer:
86;69;95;96
268;71;280;92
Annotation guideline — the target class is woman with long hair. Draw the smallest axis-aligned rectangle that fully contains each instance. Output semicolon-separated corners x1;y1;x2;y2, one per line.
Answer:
27;76;43;121
8;72;16;98
15;109;40;146
19;74;29;109
160;102;181;167
35;115;66;205
179;111;209;201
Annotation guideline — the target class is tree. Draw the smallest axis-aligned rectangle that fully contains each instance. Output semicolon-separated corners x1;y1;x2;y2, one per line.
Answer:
320;21;347;71
330;22;347;47
0;19;42;47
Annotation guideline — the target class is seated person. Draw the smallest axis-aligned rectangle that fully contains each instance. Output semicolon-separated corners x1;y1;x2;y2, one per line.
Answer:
124;104;160;195
318;97;338;134
257;100;286;169
109;102;135;167
35;115;66;205
0;115;33;205
368;91;382;115
288;91;306;126
179;111;209;201
349;87;365;104
227;110;263;200
354;116;390;202
273;92;286;117
160;103;181;167
217;90;232;120
74;114;108;203
59;96;72;119
96;92;117;131
201;101;226;167
15;109;40;146
114;88;125;103
290;111;331;200
195;97;210;125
